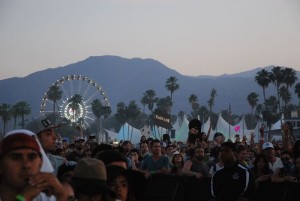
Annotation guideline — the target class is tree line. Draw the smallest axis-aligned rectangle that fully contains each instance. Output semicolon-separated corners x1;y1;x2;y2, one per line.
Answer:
1;66;300;138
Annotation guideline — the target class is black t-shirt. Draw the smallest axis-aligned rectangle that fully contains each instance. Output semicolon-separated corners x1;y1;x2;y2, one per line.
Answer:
211;162;255;201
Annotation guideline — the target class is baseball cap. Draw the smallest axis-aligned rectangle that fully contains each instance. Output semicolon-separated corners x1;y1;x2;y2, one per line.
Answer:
0;133;41;157
34;118;62;135
262;142;274;150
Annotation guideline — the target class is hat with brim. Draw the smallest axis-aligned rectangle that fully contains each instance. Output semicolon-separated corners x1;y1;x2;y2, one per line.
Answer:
72;158;114;196
262;142;274;150
107;165;147;200
36;118;62;135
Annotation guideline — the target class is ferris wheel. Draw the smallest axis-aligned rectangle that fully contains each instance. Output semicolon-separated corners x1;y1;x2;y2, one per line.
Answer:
40;75;110;128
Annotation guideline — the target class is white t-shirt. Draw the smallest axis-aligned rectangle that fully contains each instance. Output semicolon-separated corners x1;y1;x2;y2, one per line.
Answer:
209;163;223;175
269;157;283;172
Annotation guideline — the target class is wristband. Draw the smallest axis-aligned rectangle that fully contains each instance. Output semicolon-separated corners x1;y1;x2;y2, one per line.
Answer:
16;194;26;201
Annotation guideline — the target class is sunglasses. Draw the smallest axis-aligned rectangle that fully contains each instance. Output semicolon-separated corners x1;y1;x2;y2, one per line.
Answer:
281;157;291;161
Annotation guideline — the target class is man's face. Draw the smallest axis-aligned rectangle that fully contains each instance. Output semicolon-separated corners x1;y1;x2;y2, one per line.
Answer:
38;129;57;152
214;136;222;145
75;140;84;150
140;143;149;154
219;146;236;163
130;152;139;162
237;150;248;162
0;149;42;191
63;141;68;149
194;147;205;161
122;143;132;153
166;146;174;155
263;148;275;160
151;142;161;155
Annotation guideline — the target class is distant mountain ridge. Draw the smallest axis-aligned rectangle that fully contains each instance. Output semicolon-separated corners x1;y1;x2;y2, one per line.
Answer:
0;56;299;120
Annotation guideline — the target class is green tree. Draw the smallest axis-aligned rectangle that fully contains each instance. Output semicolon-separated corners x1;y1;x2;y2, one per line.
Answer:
265;96;278;114
0;103;12;134
11;104;20;129
255;69;271;104
165;76;179;124
279;86;291;115
16;101;31;128
115;102;127;139
270;66;284;113
282;67;297;89
189;94;199;117
165;76;180;101
295;83;300;106
47;85;62;113
91;99;103;134
68;94;83;122
142;89;158;113
207;88;217;116
156;96;173;114
247;92;259;129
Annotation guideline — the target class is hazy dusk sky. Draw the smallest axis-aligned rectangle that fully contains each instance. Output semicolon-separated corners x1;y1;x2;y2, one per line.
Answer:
0;0;300;80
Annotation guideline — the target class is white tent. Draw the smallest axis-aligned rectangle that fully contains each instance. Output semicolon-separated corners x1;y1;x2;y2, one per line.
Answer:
116;122;142;144
214;114;254;141
174;118;189;142
271;114;285;130
172;118;181;131
105;129;118;141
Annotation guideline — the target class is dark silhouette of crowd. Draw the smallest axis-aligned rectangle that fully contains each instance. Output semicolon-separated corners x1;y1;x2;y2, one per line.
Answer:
1;118;300;201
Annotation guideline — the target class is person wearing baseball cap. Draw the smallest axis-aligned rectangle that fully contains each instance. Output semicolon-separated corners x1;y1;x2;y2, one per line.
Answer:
262;142;283;172
34;118;66;175
0;129;66;201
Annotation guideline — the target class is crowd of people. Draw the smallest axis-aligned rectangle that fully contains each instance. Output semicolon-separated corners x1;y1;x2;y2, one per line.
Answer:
0;118;300;201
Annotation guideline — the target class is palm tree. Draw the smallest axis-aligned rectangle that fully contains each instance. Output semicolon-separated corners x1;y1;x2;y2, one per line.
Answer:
68;94;83;122
115;102;127;139
279;86;291;113
165;76;180;101
269;66;284;113
247;92;259;128
142;89;158;113
255;69;271;104
47;85;62;113
0;103;12;134
207;88;217;116
91;99;103;133
295;83;300;106
16;101;31;128
140;96;147;113
156;96;173;115
189;94;199;113
12;104;20;129
282;67;297;89
165;76;179;128
265;96;278;114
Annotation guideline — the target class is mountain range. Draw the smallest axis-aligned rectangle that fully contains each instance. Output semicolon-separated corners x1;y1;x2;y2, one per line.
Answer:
1;56;299;120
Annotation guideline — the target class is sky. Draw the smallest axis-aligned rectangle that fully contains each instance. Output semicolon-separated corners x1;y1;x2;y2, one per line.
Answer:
0;0;300;80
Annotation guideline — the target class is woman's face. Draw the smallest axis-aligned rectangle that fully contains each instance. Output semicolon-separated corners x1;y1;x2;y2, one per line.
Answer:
109;175;128;201
173;154;182;163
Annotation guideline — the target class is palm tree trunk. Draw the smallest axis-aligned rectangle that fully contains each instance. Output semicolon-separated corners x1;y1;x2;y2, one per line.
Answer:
21;114;25;128
14;116;17;129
